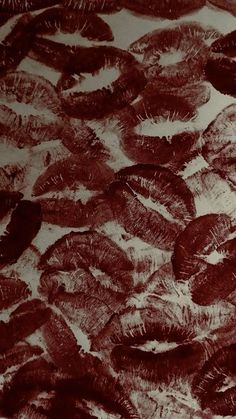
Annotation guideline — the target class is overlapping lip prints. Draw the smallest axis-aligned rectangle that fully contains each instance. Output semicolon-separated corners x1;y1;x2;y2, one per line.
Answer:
121;0;205;19
0;15;33;75
172;213;236;305
39;230;134;291
203;104;236;178
0;2;235;419
31;6;114;41
192;343;236;415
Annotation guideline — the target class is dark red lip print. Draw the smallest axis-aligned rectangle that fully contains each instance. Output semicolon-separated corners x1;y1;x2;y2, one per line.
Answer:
192;344;236;415
143;81;211;114
92;305;195;352
142;28;207;87
39;268;126;336
62;0;121;13
0;71;63;146
29;40;146;119
0;200;42;268
61;119;109;159
116;164;196;223
31;7;114;41
172;214;236;305
30;39;136;74
111;341;206;384
0;0;58;13
172;214;233;281
106;181;181;250
121;0;205;19
119;96;199;170
0;190;23;220
129;22;220;54
32;156;114;196
203;104;236;177
39;230;134;291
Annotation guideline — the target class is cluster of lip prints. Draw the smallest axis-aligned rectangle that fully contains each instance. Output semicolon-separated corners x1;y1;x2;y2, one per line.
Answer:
0;0;236;418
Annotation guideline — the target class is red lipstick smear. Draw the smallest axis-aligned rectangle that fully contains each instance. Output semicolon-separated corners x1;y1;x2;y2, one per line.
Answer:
121;0;205;19
31;7;114;41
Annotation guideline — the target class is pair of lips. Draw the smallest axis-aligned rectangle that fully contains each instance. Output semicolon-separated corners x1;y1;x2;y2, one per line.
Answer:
192;343;236;416
38;268;126;337
172;213;236;305
29;39;147;119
